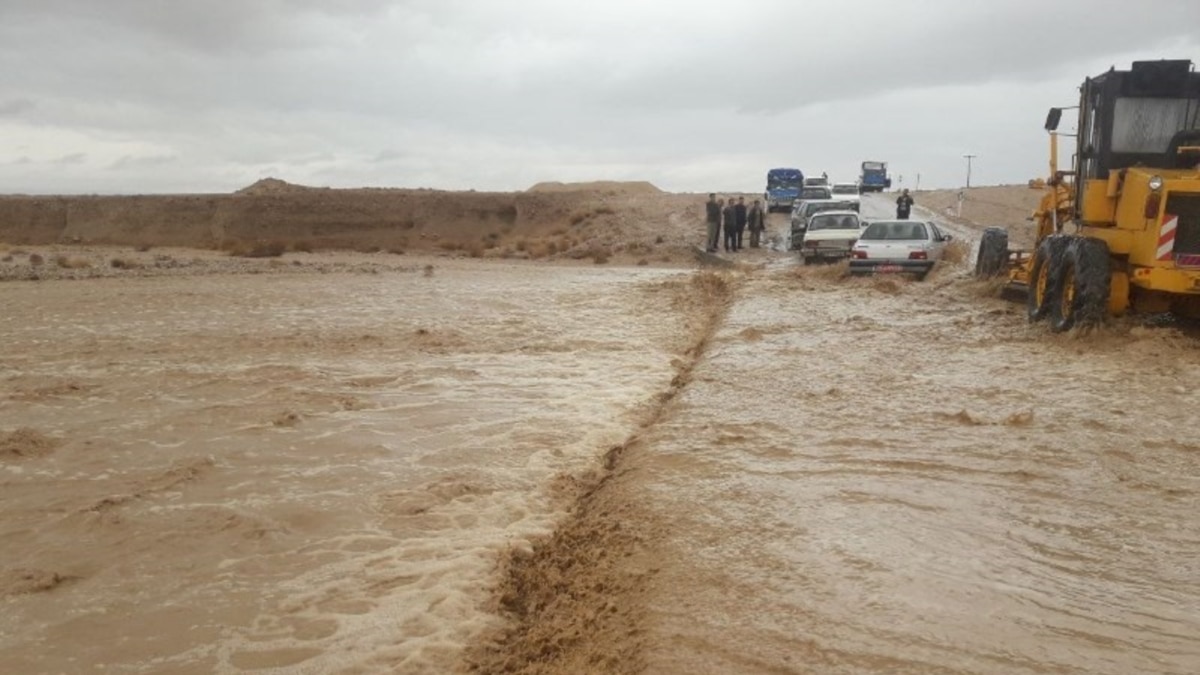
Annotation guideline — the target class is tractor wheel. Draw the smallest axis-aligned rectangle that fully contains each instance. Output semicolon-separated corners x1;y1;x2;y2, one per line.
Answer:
1050;237;1111;332
1026;235;1070;322
974;227;1009;278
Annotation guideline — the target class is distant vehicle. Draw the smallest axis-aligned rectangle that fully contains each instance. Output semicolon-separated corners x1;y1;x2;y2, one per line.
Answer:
830;182;862;204
799;186;832;201
764;168;805;213
859;161;891;192
789;199;860;250
849;220;952;280
803;175;830;190
800;210;863;264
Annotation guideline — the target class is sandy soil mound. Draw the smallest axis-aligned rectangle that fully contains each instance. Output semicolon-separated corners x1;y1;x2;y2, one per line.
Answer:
526;181;662;195
234;177;317;196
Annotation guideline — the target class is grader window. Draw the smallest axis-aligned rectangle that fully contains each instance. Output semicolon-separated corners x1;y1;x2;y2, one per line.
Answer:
1111;97;1197;153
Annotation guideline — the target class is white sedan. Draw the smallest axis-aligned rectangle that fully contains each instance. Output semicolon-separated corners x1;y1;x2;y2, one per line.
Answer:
830;182;861;205
800;210;862;264
849;220;952;280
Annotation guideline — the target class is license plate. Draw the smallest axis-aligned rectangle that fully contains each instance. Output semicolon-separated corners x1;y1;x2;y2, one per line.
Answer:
876;264;902;273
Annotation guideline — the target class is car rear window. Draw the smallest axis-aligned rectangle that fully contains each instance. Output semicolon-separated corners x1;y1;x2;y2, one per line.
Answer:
860;222;929;240
808;214;860;230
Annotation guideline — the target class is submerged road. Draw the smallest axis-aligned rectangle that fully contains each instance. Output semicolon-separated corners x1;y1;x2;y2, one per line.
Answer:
611;195;1200;673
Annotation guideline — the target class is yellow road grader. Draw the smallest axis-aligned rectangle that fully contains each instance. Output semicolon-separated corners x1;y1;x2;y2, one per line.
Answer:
976;59;1200;331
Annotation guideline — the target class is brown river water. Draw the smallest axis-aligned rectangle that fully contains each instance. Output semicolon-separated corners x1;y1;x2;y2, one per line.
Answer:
3;196;1199;673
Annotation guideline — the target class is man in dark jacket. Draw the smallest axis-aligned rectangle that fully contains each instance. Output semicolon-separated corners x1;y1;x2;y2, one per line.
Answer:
747;199;766;248
895;189;914;220
734;197;748;251
705;193;721;252
722;198;737;252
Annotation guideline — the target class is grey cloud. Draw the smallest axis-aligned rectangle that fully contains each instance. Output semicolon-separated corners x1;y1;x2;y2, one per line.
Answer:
53;153;88;165
109;154;178;170
0;99;35;117
1;0;1199;195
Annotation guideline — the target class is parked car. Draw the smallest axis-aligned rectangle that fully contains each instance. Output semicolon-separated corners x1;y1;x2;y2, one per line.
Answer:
849;220;952;280
803;175;830;190
789;199;859;250
799;186;831;201
800;210;862;264
830;182;862;205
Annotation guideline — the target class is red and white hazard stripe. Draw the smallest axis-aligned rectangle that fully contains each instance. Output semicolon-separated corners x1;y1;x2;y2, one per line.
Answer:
1157;214;1178;261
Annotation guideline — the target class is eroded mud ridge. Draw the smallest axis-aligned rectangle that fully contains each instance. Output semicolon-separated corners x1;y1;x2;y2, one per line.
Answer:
465;272;735;674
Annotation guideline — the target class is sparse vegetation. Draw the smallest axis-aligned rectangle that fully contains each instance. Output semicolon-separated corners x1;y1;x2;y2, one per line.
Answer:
423;264;435;277
134;244;153;252
637;258;649;266
110;257;142;269
1;255;13;263
28;253;44;267
591;246;611;264
291;240;314;253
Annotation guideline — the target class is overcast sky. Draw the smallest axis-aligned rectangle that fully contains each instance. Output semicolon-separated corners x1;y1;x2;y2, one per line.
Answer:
1;0;1199;195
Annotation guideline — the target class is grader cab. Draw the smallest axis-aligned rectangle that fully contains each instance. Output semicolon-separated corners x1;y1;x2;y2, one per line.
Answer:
976;59;1200;331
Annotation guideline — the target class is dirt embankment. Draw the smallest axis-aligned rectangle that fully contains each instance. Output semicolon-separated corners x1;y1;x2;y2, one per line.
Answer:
0;179;702;265
913;184;1043;247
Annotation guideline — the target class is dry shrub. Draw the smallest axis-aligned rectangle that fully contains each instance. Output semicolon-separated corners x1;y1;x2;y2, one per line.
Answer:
515;239;529;252
134;244;153;252
465;243;485;258
551;227;567;236
292;240;314;253
594;205;615;216
110;257;141;269
0;242;8;252
439;241;460;251
592;249;610;264
12;249;28;255
655;235;665;244
1;255;12;262
423;264;435;277
942;239;970;264
387;248;406;255
55;255;91;269
356;245;382;254
28;253;44;267
569;212;588;226
636;258;649;266
546;241;559;255
528;243;550;259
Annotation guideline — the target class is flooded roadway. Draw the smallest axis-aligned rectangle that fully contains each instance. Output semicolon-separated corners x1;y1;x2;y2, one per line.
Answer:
616;197;1200;673
3;195;1200;674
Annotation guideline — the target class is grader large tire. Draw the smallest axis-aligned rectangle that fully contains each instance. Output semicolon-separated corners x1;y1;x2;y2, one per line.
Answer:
974;227;1009;278
1050;237;1111;332
1027;235;1070;322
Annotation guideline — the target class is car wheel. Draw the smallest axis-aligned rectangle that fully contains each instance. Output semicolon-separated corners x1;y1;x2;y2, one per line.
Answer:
1050;237;1111;332
974;227;1009;278
1027;235;1070;322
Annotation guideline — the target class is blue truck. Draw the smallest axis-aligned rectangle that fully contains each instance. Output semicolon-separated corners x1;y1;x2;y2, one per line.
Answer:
859;160;891;192
764;168;805;213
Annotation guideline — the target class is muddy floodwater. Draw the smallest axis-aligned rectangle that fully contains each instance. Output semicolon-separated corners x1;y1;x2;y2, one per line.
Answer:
4;198;1200;674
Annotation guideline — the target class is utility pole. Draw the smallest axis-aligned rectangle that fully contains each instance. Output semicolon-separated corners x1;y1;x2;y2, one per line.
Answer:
963;154;977;189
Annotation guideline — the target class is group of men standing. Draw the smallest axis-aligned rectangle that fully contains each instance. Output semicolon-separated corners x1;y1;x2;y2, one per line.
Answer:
704;194;766;253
